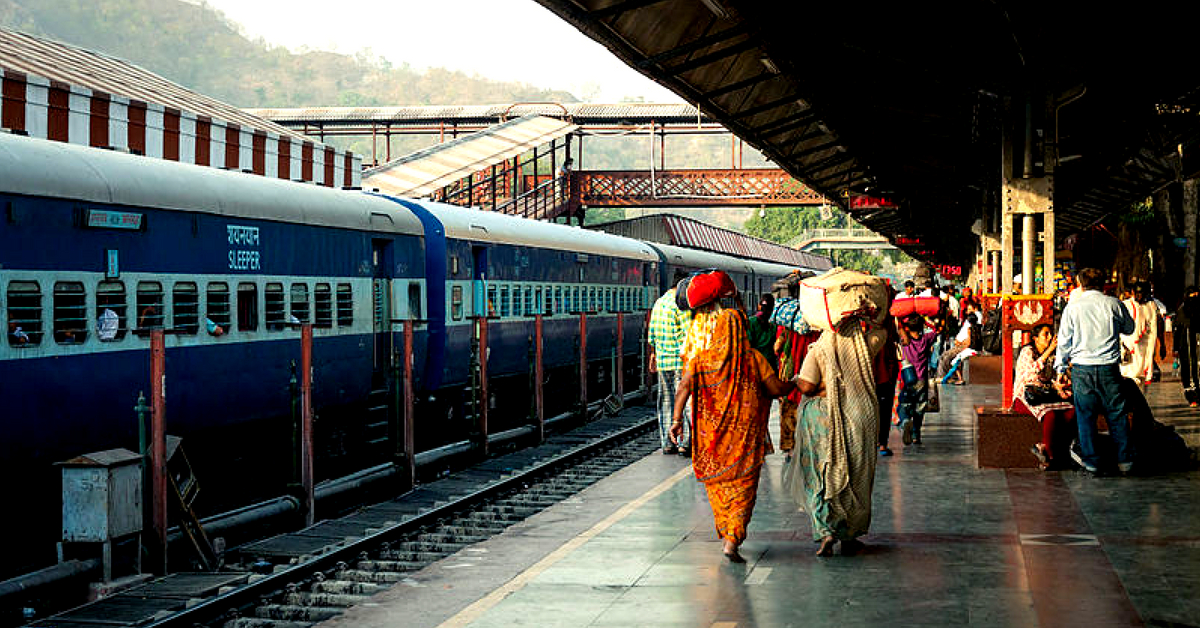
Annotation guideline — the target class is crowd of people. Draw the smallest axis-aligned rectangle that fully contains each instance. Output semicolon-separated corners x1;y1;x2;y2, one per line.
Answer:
646;264;1196;563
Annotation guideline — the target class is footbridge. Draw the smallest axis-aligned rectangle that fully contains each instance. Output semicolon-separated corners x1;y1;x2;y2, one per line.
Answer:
792;228;896;252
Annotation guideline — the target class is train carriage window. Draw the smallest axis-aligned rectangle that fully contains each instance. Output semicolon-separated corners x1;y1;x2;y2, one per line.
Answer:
265;283;285;330
513;286;523;317
136;282;165;330
290;283;310;323
172;282;199;334
206;282;231;334
6;281;43;346
336;284;353;326
500;286;510;318
96;280;127;341
590;287;597;312
237;283;258;331
554;286;562;315
487;284;498;317
406;282;422;324
525;286;535;316
314;284;333;328
53;282;88;344
451;285;464;321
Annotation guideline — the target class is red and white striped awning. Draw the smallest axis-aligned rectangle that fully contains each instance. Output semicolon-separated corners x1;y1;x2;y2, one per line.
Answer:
0;27;361;187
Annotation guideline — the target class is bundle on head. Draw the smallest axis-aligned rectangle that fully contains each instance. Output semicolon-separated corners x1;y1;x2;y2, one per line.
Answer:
798;267;889;332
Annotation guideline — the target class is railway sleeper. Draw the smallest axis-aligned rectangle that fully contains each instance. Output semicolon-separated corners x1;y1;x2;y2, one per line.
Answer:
311;580;390;595
463;510;524;524
435;524;507;536
332;568;409;583
223;617;313;628
375;549;451;563
415;532;491;545
359;557;433;571
391;540;459;553
255;604;343;622
282;591;372;608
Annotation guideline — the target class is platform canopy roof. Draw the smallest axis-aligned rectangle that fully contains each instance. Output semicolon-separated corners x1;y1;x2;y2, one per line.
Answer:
363;114;578;198
248;102;714;127
532;0;1200;264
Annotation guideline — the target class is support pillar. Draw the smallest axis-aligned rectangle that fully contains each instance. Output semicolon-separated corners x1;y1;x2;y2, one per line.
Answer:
579;312;588;415
402;320;415;486
616;313;625;402
149;330;167;575
991;251;1001;294
1022;214;1035;295
534;314;545;443
1043;211;1056;293
300;324;314;527
478;317;489;456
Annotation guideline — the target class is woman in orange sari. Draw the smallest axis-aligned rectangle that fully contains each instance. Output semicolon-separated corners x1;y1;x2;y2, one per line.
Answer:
671;272;797;562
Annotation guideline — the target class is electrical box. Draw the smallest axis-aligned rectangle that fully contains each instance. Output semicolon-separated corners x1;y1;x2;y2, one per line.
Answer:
59;448;142;543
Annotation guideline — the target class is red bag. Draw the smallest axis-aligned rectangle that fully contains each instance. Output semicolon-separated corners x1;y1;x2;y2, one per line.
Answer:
889;296;942;318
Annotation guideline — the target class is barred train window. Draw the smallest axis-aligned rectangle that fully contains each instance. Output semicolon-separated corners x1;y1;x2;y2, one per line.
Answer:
406;282;421;323
290;283;310;323
525;286;535;316
314;284;333;328
500;286;510;318
96;280;127;341
52;282;87;344
451;285;464;321
173;282;199;334
554;286;562;314
207;282;231;333
487;284;498;317
237;283;258;331
336;283;353;326
513;286;523;317
137;282;164;330
6;281;42;346
265;283;285;330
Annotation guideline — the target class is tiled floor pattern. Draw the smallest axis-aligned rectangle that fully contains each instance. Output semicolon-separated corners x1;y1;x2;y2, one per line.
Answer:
459;380;1200;628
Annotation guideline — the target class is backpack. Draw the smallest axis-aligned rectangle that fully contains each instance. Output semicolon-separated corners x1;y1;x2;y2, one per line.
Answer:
980;306;1003;354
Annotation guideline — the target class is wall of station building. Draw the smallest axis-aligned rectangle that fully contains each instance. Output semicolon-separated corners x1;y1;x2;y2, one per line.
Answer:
0;69;362;188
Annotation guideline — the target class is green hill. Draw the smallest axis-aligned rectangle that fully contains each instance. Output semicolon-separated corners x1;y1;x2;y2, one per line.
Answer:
0;0;577;108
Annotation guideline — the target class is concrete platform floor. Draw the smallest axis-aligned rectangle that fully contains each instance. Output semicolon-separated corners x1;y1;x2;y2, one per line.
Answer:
323;379;1200;628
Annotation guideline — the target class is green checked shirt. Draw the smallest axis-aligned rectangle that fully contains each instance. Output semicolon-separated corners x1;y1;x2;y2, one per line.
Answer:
648;288;693;372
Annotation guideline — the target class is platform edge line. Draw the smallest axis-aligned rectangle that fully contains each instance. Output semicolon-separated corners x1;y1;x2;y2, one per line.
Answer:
436;465;694;628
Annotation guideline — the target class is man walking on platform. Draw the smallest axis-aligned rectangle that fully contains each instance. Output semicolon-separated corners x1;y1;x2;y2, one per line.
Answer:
1054;268;1136;475
649;270;693;455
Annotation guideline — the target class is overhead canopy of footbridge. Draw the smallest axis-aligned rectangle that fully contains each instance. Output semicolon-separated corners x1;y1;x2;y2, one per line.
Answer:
531;0;1200;265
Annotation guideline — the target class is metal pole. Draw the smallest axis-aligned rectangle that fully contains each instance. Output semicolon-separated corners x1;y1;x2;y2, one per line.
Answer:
300;324;314;527
579;312;588;416
991;250;1001;293
616;312;624;402
149;330;167;575
1022;214;1035;295
1001;299;1014;407
535;314;545;443
479;317;490;456
1043;212;1056;294
403;320;415;485
643;309;652;393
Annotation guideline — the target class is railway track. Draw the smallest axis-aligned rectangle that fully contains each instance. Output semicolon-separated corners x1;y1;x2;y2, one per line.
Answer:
25;410;660;628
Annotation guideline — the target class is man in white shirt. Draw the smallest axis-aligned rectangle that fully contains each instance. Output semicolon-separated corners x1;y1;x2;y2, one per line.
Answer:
1054;268;1136;474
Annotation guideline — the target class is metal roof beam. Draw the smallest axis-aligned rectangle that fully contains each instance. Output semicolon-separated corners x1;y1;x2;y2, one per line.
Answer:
754;110;818;136
590;0;673;19
786;138;842;160
797;151;855;177
663;38;759;76
636;25;750;68
760;116;823;140
701;72;778;100
730;95;804;121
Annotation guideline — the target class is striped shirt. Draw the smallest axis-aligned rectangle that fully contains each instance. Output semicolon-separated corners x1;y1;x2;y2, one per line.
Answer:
648;289;693;372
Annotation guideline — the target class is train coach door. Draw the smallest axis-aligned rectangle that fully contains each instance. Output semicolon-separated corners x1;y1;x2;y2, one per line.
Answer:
472;246;488;318
372;239;394;374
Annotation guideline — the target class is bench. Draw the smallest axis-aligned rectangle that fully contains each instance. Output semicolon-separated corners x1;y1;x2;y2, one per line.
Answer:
976;404;1103;468
975;406;1042;468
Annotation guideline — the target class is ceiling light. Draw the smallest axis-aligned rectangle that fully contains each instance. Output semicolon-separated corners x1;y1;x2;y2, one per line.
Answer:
699;0;728;18
759;56;779;75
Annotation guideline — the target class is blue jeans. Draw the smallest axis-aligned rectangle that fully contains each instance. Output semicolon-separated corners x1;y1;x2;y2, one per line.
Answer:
1072;363;1134;467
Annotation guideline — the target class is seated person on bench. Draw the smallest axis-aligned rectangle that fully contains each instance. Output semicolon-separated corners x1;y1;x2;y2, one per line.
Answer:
1012;323;1074;469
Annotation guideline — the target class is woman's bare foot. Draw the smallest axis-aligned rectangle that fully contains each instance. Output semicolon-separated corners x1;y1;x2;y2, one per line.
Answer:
816;536;836;557
722;539;745;563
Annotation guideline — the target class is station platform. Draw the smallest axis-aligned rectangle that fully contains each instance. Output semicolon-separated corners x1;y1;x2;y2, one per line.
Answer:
322;378;1200;628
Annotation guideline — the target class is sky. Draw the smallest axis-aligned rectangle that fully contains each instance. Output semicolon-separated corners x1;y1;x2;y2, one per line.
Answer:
202;0;685;104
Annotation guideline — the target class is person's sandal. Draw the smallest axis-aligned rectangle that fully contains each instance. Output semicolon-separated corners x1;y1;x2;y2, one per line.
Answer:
1029;444;1049;470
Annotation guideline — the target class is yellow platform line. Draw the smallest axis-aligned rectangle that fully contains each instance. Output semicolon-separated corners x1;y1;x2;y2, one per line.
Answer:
437;465;695;628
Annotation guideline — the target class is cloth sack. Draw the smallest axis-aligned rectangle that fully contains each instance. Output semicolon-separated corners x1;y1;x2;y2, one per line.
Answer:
769;297;812;334
889;296;942;319
799;267;889;332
